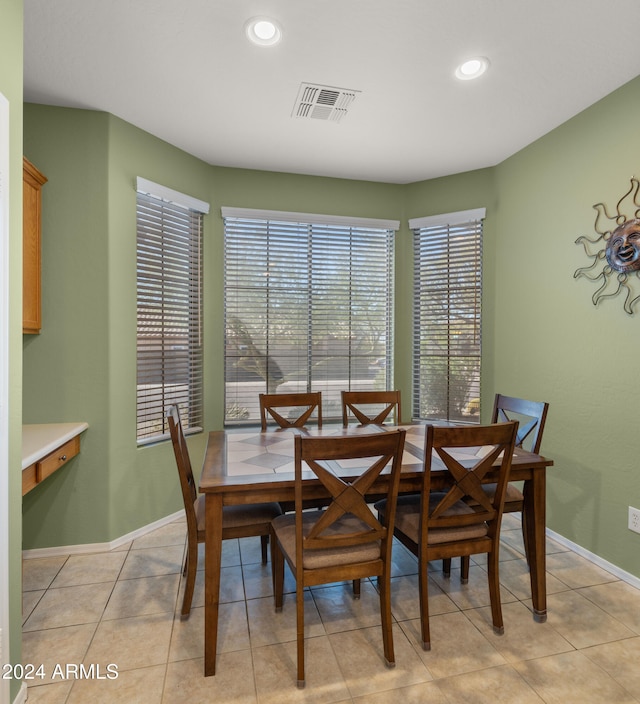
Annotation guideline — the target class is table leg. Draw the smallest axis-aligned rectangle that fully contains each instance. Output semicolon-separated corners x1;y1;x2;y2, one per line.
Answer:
204;494;223;676
523;472;547;622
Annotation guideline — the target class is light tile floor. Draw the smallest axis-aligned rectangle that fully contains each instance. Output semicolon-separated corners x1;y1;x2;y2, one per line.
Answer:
21;514;640;703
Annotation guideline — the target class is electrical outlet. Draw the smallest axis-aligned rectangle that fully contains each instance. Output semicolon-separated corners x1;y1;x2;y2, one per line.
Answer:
629;507;640;534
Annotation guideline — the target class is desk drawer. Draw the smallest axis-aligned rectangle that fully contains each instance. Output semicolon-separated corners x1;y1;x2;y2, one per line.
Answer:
36;436;80;482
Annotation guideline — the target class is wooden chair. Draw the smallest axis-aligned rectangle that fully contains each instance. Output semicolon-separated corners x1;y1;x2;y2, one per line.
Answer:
260;391;325;513
376;422;518;650
341;389;402;426
340;390;402;598
259;391;322;431
447;394;549;581
167;405;282;618
270;428;406;687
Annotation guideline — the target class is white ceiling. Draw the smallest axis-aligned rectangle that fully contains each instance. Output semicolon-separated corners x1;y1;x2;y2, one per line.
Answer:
23;0;640;184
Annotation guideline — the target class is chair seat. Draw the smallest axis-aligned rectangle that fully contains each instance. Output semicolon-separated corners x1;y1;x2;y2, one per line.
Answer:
376;493;487;545
272;511;381;570
194;495;282;532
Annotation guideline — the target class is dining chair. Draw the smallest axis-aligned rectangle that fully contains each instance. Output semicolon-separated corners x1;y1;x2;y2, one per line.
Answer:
259;391;322;430
375;421;518;650
340;389;403;597
260;391;326;513
445;394;550;581
167;405;283;618
341;389;402;426
270;428;406;687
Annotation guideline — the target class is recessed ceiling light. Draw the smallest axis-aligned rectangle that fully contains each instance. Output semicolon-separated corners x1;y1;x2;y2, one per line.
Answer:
455;57;490;81
245;17;282;47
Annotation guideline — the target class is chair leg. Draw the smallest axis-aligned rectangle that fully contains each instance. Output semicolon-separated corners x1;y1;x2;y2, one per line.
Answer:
352;578;361;598
271;530;284;611
260;534;269;564
378;571;396;667
418;555;431;650
442;558;451;578
487;549;504;635
521;508;532;567
460;555;470;583
296;581;305;688
181;539;198;619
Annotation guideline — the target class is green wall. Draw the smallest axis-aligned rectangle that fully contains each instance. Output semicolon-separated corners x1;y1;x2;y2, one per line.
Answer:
22;107;111;545
400;78;640;575
491;77;640;575
22;106;407;547
1;0;24;700
4;10;638;690
20;76;640;590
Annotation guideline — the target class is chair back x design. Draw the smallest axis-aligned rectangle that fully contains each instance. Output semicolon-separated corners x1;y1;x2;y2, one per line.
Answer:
259;391;322;431
271;428;406;687
423;423;517;536
341;389;401;426
492;393;548;454
445;394;550;581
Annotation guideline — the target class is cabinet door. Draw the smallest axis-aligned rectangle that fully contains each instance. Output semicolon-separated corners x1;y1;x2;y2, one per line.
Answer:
23;158;47;334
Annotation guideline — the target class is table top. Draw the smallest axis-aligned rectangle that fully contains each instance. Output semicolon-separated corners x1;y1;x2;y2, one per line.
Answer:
199;424;553;493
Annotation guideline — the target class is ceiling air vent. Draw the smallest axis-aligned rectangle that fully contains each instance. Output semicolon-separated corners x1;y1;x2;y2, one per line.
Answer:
292;83;360;123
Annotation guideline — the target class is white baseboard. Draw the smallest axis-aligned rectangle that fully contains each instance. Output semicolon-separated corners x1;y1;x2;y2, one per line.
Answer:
546;528;640;589
12;681;27;704
22;510;184;560
20;516;640;590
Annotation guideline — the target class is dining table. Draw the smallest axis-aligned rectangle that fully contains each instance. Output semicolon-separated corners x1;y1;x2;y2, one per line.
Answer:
198;422;554;676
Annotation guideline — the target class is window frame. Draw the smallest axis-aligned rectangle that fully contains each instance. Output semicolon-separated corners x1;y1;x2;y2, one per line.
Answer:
135;178;209;445
411;208;485;423
222;207;399;425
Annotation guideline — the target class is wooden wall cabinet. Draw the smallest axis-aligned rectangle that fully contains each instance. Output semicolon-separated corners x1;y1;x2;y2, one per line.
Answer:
23;157;47;334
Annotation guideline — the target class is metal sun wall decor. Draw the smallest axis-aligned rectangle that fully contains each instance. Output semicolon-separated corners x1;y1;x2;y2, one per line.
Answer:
574;177;640;316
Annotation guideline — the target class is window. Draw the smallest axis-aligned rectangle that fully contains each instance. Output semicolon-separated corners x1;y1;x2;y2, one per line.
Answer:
136;178;209;444
411;208;485;422
222;207;398;423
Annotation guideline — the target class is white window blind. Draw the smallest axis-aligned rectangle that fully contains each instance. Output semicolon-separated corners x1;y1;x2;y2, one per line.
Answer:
223;210;397;423
136;180;207;443
412;210;484;422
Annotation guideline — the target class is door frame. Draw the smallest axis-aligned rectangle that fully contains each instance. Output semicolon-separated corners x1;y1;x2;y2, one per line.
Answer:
0;90;12;704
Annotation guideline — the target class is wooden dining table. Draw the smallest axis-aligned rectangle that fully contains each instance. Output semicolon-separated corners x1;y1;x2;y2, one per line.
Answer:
198;423;554;676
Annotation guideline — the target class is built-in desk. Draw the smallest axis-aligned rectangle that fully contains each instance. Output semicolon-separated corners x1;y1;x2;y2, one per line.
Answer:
22;423;89;495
